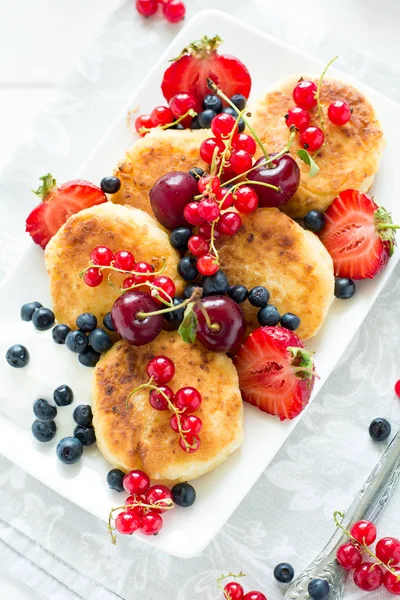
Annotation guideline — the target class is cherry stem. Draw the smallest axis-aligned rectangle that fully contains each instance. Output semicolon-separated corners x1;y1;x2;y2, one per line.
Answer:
333;511;400;581
107;274;173;306
216;571;247;600
139;108;197;134
239;179;280;192
197;300;220;333
136;287;202;319
108;498;174;545
315;56;338;134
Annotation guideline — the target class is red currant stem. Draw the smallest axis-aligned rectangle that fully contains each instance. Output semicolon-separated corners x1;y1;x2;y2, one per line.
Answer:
139;108;197;134
315;56;338;134
108;498;174;545
136;287;202;319
106;274;173;306
210;144;221;177
208;221;220;264
217;572;247;599
333;511;400;581
79;258;167;279
217;108;247;180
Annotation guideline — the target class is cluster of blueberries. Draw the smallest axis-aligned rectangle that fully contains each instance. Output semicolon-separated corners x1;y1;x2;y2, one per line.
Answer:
190;93;247;131
273;562;330;599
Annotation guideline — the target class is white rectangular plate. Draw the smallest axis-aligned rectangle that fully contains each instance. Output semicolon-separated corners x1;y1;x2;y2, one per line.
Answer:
0;9;399;558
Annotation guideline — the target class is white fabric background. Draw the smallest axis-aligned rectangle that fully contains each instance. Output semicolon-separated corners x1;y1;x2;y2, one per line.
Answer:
1;1;400;598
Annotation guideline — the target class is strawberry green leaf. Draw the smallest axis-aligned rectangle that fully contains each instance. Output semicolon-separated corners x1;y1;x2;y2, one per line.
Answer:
32;173;57;201
170;35;223;62
178;302;198;344
288;346;316;382
297;149;320;177
374;205;400;256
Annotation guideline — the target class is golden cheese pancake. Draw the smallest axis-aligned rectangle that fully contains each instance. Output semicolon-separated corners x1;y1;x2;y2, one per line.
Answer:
45;203;183;329
249;76;384;218
112;128;209;217
217;208;334;340
92;332;243;481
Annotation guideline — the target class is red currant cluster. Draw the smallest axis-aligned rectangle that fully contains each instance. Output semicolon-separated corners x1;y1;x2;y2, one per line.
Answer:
135;0;185;23
135;91;196;137
335;514;400;594
218;573;266;600
128;355;202;453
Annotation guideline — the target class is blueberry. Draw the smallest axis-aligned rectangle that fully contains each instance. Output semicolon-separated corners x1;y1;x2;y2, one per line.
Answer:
103;312;116;332
188;167;205;181
163;297;185;329
258;305;281;326
107;468;125;492
171;482;196;507
273;562;295;584
74;424;96;446
369;417;391;441
6;344;29;368
184;283;202;299
170;227;192;251
32;419;56;442
33;398;57;421
52;323;71;344
73;404;93;427
76;312;98;333
189;117;201;130
174;123;185;130
56;436;83;464
202;94;222;112
202;270;229;296
89;328;113;353
32;307;55;331
230;94;247;111
65;330;88;353
20;301;42;321
78;347;101;367
178;256;198;281
228;284;248;304
304;210;326;233
308;578;330;600
248;286;270;307
100;176;121;194
222;107;245;131
53;384;73;407
280;312;301;331
198;109;217;128
334;278;356;300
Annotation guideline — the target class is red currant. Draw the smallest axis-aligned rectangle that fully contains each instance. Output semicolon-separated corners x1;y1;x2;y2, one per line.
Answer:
127;505;144;526
199;137;225;164
198;222;221;240
132;261;154;284
145;484;172;513
224;582;244;600
230;149;253;175
188;235;209;257
181;414;202;434
123;470;150;495
350;520;377;546
184;202;204;226
135;114;155;136
198;175;220;194
216;187;234;209
162;0;186;23
285;106;310;131
179;433;200;453
115;511;139;535
243;592;267;600
136;0;158;17
376;537;400;564
140;511;163;535
218;211;242;236
197;198;220;223
114;250;135;271
84;267;103;287
169;92;196;118
234;186;259;213
152;275;176;303
383;570;400;595
150;105;173;126
126;495;145;510
336;542;362;570
197;254;219;276
211;113;237;138
90;246;114;266
123;276;135;289
149;385;174;411
353;562;383;591
170;414;179;433
175;386;202;412
300;126;324;151
293;79;317;110
394;379;400;398
147;355;175;384
328;100;351;126
233;133;257;156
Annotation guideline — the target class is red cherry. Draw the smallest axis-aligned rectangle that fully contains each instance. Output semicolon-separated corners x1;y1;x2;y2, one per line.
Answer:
230;149;253;174
149;385;174;410
90;245;114;266
216;187;234;209
84;267;103;287
233;133;257;156
132;261;154;284
135;0;158;17
188;235;209;257
150;105;174;126
197;254;219;276
197;198;220;222
123;470;150;495
140;511;163;535
199;137;225;164
383;570;400;595
300;126;324;151
243;592;267;600
394;379;400;398
353;562;383;591
169;92;196;118
376;537;400;565
152;275;176;303
285;106;310;131
147;355;175;384
218;212;242;236
198;175;221;194
328;100;351;126
198;222;221;240
350;520;377;546
175;386;202;412
293;80;317;110
179;433;200;453
135;114;155;136
336;542;362;570
183;202;205;226
234;186;259;213
145;484;172;513
181;414;202;434
224;582;244;600
211;113;237;138
115;511;140;535
162;0;186;23
123;276;135;289
114;250;135;271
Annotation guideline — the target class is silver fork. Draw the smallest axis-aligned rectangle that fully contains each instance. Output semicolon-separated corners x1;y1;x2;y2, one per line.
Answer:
284;428;400;599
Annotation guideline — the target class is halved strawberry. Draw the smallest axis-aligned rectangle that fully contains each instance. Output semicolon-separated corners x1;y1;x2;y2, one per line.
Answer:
26;173;107;249
161;35;252;111
234;326;316;421
319;189;399;279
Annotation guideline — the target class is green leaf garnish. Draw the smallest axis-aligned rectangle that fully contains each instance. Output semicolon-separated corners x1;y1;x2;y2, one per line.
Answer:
296;149;320;177
178;302;198;344
32;173;56;200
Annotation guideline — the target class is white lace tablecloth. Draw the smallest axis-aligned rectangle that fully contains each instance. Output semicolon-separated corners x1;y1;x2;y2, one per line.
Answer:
1;1;400;598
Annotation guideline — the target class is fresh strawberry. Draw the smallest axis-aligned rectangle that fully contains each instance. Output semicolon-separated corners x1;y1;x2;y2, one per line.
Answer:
319;189;399;279
234;326;316;421
161;35;251;111
26;174;107;249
